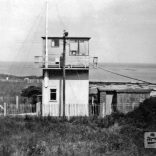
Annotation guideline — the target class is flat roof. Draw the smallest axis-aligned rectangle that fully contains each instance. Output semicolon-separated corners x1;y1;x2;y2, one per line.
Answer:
41;37;91;40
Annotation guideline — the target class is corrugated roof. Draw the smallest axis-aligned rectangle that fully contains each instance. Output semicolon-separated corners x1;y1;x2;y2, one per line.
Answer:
116;89;153;93
98;86;153;93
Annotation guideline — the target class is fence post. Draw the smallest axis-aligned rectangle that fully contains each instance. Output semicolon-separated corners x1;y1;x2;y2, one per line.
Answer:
67;104;70;120
16;96;19;109
16;96;19;114
4;103;6;116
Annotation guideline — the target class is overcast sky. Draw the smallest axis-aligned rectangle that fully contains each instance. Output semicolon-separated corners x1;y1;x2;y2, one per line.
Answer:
0;0;156;63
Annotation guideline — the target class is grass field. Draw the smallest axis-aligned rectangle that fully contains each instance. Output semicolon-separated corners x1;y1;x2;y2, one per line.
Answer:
0;116;136;156
0;77;156;156
0;97;156;156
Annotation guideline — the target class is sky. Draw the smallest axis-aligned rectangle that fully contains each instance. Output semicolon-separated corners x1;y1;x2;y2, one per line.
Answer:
0;0;156;63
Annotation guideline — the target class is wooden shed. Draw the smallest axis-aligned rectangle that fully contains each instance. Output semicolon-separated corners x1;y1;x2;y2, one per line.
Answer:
98;87;152;117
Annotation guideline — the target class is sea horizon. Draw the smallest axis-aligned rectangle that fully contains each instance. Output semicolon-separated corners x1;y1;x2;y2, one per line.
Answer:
0;61;155;83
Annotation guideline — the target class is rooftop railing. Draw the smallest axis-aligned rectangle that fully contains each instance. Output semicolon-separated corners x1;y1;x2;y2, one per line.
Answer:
34;55;90;68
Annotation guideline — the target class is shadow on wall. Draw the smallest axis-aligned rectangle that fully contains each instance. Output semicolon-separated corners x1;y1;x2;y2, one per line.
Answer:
95;97;156;129
124;97;156;125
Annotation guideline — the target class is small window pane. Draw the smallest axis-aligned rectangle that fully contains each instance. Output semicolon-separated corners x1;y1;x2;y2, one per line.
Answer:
51;39;59;47
70;42;78;51
50;89;57;101
51;40;54;47
69;40;89;56
79;41;88;55
55;39;59;47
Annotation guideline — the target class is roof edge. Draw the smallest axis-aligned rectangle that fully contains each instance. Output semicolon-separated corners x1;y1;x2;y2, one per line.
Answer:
97;88;153;93
41;37;91;40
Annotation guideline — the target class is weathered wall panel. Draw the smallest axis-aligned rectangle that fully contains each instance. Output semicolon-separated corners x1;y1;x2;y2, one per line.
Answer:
99;91;106;117
98;88;151;116
117;93;150;113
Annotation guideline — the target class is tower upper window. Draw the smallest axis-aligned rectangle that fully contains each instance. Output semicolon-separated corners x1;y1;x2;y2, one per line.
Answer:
69;40;89;56
51;39;59;47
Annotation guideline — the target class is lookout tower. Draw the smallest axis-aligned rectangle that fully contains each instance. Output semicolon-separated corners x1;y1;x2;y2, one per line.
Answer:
35;35;91;116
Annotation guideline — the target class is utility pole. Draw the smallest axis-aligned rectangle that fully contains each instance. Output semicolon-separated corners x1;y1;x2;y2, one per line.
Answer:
44;0;48;88
63;30;68;117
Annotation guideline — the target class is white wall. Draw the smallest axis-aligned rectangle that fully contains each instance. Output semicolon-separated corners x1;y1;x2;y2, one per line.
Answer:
65;80;89;116
66;80;88;104
42;78;60;116
42;78;89;116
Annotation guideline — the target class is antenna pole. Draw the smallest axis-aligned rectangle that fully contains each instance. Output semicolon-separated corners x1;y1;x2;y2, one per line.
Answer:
45;0;48;68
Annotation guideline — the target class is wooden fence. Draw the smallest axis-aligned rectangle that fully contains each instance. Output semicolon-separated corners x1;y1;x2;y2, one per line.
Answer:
42;103;88;117
89;104;100;116
0;103;41;116
66;104;88;116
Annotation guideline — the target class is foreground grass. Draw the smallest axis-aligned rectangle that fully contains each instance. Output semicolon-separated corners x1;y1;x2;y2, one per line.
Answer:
0;97;156;156
0;116;137;156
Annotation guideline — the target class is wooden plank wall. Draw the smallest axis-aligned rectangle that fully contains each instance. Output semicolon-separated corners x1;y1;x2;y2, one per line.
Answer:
99;91;106;117
117;93;150;113
42;103;88;117
98;90;151;116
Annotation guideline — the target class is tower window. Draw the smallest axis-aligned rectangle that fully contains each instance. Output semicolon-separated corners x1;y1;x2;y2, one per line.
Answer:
50;89;57;101
51;39;59;47
69;40;89;56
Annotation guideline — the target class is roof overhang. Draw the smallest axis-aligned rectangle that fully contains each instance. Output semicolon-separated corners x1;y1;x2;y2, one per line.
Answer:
41;37;91;40
97;87;153;93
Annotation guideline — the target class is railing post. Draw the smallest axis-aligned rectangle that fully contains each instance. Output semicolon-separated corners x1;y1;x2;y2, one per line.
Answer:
36;102;41;116
16;96;19;109
4;103;6;116
16;96;19;114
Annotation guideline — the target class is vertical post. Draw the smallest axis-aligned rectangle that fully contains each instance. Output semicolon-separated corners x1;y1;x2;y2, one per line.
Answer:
93;57;98;68
45;0;48;69
62;31;68;117
4;103;6;116
16;96;19;109
44;0;49;88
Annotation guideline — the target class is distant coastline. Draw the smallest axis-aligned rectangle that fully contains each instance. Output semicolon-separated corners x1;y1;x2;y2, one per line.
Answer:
0;61;156;83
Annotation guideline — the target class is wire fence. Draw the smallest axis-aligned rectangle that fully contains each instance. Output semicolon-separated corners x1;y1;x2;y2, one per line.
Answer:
6;103;36;115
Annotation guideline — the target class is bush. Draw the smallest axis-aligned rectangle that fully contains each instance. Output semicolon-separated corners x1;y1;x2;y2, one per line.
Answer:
95;112;124;128
121;97;156;128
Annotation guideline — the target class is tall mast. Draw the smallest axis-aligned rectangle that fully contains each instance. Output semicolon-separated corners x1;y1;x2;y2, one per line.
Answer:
45;0;48;68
